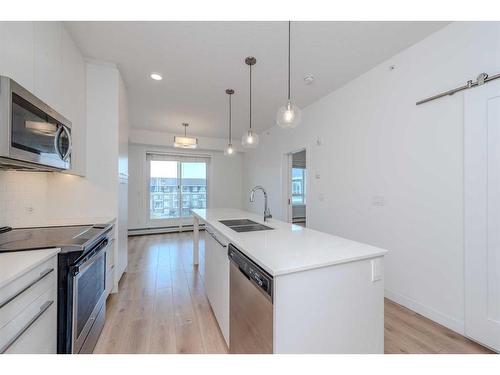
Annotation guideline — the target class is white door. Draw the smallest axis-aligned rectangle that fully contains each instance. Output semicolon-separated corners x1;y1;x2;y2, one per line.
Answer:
464;80;500;352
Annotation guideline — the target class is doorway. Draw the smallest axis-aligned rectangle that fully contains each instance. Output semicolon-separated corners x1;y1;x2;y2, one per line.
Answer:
285;149;307;227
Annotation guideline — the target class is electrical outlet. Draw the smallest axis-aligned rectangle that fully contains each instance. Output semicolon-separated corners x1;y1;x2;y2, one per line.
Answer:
371;195;385;206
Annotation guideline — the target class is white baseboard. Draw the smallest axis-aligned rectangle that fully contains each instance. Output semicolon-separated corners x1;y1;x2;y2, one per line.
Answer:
385;288;465;335
128;224;204;236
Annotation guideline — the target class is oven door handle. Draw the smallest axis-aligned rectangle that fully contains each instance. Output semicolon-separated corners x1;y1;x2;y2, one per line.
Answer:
61;125;72;161
72;239;109;276
53;125;64;159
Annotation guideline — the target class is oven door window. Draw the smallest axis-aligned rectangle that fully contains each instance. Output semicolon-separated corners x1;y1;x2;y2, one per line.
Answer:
75;252;106;339
11;93;65;165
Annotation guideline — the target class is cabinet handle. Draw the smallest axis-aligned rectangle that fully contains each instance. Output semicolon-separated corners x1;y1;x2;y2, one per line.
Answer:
0;300;54;353
0;268;54;309
207;229;227;248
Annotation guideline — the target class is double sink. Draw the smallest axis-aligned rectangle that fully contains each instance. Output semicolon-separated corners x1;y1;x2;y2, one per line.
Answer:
219;219;274;233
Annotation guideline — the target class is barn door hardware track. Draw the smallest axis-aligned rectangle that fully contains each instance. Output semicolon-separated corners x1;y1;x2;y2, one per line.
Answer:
416;72;500;105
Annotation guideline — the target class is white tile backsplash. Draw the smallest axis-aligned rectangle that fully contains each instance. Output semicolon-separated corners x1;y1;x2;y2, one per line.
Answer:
0;171;49;228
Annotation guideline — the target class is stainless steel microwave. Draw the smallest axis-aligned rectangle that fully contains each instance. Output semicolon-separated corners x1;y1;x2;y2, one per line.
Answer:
0;76;72;171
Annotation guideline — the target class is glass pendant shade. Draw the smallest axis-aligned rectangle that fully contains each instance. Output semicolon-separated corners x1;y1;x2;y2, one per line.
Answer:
241;129;259;148
224;143;235;156
277;21;301;130
277;100;302;129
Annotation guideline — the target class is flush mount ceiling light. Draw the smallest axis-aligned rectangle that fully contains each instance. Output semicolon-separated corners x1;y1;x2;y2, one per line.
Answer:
224;89;235;156
150;73;162;81
173;123;198;149
242;57;259;149
276;21;302;129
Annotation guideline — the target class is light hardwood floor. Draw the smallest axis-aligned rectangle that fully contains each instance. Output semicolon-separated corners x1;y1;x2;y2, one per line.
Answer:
93;232;494;354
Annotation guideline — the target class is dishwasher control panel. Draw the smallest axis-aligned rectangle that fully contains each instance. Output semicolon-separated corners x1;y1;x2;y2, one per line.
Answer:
228;244;273;299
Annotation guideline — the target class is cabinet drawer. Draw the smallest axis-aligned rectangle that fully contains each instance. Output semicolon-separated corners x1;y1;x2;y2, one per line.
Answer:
0;287;56;353
0;256;57;329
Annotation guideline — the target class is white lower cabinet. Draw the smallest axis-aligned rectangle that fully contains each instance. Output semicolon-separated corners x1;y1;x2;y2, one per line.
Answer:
0;254;58;354
204;226;230;346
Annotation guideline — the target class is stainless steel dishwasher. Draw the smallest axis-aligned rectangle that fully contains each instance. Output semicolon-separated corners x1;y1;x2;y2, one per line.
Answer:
228;244;273;354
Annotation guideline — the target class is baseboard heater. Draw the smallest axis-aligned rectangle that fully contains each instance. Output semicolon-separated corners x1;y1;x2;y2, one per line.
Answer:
128;223;205;237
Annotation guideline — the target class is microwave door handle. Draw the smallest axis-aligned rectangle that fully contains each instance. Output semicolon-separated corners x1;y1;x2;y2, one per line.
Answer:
62;126;72;161
53;126;64;159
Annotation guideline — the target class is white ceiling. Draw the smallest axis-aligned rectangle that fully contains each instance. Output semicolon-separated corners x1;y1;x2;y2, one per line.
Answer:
65;21;448;139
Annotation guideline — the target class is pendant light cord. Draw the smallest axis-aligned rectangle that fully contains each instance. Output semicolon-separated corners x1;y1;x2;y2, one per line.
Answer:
249;63;252;130
229;93;232;143
288;20;291;102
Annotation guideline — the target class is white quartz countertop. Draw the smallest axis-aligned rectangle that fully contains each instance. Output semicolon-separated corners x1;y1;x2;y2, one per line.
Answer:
192;208;387;276
0;248;60;289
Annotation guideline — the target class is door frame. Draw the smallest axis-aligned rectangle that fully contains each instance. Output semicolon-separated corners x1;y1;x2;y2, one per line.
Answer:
282;147;307;224
144;153;210;231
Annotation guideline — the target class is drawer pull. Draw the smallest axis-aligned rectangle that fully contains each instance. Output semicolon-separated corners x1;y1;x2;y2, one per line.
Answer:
0;268;54;309
206;228;227;248
0;300;54;353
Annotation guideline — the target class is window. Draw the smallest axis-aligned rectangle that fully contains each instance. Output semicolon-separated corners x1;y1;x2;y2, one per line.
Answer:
148;155;208;221
291;167;306;205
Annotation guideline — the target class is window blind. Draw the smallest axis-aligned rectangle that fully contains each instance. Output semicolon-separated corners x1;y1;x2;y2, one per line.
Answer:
146;152;211;163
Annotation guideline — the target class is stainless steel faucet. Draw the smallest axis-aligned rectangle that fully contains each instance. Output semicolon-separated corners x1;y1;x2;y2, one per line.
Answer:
250;186;272;222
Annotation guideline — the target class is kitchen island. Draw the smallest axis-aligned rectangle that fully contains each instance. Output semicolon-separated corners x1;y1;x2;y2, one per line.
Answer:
192;208;388;354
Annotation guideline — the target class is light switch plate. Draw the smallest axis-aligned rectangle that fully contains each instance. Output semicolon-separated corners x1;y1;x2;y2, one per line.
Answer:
371;258;383;282
371;195;386;206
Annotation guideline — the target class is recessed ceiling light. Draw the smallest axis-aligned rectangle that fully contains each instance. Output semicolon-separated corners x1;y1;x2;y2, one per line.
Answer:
150;73;162;81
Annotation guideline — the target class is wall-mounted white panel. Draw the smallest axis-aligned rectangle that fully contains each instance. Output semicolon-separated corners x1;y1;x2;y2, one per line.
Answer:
61;26;86;176
33;22;63;112
0;22;34;90
465;80;500;352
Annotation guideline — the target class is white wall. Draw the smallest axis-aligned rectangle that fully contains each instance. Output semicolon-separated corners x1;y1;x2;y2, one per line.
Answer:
128;141;243;230
242;22;500;334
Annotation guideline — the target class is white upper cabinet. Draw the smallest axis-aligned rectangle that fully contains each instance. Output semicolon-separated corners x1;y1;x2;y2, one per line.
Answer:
61;26;87;176
0;21;86;176
33;22;63;113
0;22;34;90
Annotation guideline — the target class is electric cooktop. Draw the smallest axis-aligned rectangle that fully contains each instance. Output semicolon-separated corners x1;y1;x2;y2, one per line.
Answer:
0;224;112;253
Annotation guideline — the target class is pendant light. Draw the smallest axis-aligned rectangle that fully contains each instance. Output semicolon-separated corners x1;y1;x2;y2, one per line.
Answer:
224;89;235;156
276;21;301;129
173;123;198;149
242;56;259;148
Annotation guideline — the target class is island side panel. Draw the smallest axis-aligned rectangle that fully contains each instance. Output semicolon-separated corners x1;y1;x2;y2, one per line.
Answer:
273;257;384;354
193;215;200;265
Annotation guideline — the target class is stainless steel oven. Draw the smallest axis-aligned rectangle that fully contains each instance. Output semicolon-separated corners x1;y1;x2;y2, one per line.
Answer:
70;238;109;354
0;75;72;171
